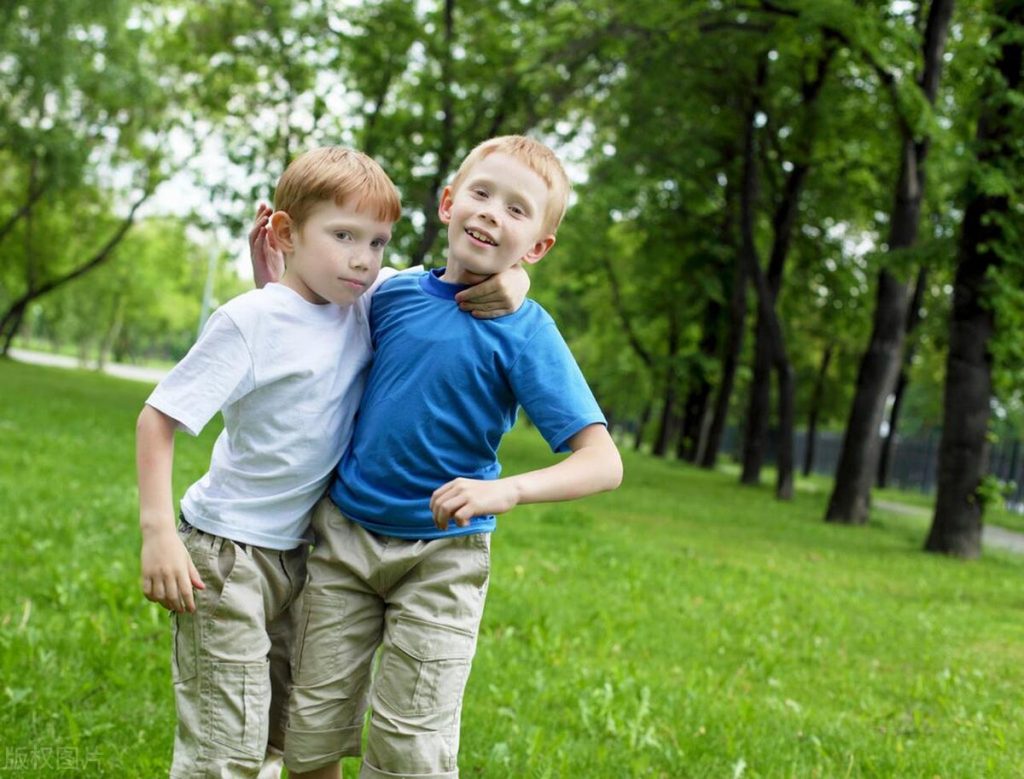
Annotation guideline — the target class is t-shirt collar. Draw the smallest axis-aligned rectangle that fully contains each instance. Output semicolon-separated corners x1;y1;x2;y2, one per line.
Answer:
265;282;344;321
419;267;471;300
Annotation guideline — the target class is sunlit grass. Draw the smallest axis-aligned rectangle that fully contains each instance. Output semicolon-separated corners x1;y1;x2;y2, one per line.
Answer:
1;359;1021;777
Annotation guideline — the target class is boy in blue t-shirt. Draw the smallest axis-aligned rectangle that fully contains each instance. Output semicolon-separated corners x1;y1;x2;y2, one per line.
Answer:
276;136;623;779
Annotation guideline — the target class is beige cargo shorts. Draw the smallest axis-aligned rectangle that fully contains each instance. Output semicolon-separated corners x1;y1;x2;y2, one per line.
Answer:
169;520;306;778
284;497;491;778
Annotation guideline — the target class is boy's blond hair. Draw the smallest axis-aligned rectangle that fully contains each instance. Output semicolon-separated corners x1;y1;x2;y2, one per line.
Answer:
274;146;401;227
448;135;571;235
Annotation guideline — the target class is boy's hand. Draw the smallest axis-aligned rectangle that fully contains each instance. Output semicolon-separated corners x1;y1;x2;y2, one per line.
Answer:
141;527;205;613
430;477;520;530
455;263;530;319
249;202;285;288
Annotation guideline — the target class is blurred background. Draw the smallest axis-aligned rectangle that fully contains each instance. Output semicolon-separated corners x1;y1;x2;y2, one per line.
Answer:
2;0;1023;551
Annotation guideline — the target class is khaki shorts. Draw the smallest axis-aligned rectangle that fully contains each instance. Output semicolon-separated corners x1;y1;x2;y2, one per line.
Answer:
284;497;490;778
169;521;306;778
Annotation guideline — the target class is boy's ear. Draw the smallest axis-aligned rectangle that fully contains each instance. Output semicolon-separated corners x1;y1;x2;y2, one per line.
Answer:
521;234;556;265
269;211;296;252
438;186;454;224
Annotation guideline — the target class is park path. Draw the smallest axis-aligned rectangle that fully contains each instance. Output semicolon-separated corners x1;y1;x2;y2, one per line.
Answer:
875;499;1024;555
10;347;168;384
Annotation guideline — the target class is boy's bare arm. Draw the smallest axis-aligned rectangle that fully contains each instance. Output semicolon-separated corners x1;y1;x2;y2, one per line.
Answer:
136;405;205;612
430;424;623;530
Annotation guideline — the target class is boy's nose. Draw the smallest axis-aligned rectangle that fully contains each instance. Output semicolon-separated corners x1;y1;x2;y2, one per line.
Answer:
350;249;370;270
476;204;499;224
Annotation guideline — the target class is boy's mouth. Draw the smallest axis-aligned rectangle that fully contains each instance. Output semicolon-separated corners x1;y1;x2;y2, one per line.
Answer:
465;227;497;246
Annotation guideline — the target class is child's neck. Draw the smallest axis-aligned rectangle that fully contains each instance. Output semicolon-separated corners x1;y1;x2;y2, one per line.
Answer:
439;255;490;286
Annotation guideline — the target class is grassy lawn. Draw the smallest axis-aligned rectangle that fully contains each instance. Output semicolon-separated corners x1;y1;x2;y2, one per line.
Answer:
1;358;1022;777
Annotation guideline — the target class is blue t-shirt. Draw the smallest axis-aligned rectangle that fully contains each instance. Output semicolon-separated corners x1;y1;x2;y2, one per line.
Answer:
329;268;606;539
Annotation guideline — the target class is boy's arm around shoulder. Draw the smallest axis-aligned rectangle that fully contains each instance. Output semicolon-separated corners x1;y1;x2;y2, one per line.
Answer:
430;423;622;530
454;263;531;319
136;405;205;613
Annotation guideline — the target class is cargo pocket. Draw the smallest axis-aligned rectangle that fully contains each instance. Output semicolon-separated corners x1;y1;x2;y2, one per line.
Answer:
171;611;198;684
376;617;477;715
292;593;348;687
206;660;269;759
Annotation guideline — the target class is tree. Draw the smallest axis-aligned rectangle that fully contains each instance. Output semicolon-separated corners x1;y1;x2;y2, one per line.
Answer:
926;0;1024;557
826;0;956;523
159;0;627;264
31;218;246;366
0;1;169;354
738;38;837;496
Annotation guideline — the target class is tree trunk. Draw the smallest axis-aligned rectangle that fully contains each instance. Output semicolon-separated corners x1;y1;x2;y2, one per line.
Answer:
700;176;744;470
878;267;928;487
0;177;49;245
677;383;710;462
826;272;912;523
776;360;796;499
877;368;905;488
736;57;769;484
826;0;954;523
0;300;29;355
734;57;797;499
652;389;677;459
97;295;126;370
746;234;797;500
652;314;681;458
679;299;721;462
926;228;994;558
927;1;1022;557
633;400;653;452
740;318;772;484
701;249;746;469
740;44;833;486
804;343;834;476
2;159;40;354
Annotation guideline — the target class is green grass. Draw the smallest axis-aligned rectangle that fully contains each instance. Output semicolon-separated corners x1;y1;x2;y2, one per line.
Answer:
2;359;1022;777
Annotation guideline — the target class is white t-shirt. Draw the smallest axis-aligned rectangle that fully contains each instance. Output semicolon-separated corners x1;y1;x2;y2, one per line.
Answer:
146;272;398;550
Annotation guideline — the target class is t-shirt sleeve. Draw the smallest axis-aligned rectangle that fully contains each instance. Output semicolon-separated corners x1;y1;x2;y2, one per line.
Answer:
145;310;255;436
362;265;422;321
508;322;607;453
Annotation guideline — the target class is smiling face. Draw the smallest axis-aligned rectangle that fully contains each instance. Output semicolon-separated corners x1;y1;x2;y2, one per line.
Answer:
438;152;556;284
273;199;393;307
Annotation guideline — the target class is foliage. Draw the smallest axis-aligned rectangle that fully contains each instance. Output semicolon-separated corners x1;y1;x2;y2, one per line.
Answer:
0;0;173;352
1;0;1021;478
21;218;248;364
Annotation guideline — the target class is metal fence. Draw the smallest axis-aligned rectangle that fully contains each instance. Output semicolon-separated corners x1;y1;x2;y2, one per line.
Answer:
720;428;1024;510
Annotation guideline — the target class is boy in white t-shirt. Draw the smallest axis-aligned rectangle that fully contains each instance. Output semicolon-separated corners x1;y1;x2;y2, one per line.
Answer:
135;147;526;778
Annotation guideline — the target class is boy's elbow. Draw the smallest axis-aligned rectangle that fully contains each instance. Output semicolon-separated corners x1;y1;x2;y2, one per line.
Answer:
598;442;623;492
607;450;624;491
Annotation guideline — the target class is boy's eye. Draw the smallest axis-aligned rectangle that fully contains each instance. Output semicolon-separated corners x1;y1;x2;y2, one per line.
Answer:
471;188;488;198
371;239;388;249
509;205;525;216
335;231;352;240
